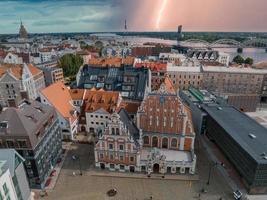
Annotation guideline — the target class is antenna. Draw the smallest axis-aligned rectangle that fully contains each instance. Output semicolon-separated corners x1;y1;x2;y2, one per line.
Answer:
124;19;127;31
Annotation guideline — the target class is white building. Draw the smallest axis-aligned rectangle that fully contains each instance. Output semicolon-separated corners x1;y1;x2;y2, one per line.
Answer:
40;82;78;140
3;52;23;64
0;149;31;200
0;161;18;200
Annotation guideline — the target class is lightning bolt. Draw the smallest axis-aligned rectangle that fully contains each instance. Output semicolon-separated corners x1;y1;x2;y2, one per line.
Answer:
156;0;168;30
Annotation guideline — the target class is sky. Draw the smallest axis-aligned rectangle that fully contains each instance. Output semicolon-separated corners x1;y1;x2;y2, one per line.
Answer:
0;0;267;34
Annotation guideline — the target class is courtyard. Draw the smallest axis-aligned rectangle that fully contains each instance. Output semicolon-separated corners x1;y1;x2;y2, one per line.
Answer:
41;137;234;200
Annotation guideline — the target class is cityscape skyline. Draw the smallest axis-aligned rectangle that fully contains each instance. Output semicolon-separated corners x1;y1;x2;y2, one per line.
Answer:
1;0;267;34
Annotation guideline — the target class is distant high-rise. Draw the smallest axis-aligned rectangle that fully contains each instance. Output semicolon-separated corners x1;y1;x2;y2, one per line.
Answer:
177;25;183;45
19;21;28;39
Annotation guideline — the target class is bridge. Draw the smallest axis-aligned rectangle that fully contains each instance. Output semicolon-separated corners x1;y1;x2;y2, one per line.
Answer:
179;38;267;52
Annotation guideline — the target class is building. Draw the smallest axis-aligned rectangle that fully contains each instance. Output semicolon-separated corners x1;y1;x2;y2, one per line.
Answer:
87;57;135;68
0;160;18;200
101;46;132;58
159;53;186;65
35;60;64;86
94;108;141;172
167;63;203;90
136;77;196;175
19;21;28;39
39;48;57;63
0;149;31;200
180;87;267;194
0;100;62;189
203;105;267;194
135;62;167;91
76;64;151;102
40;82;78;140
81;88;121;134
3;52;23;64
187;50;230;66
39;67;64;86
0;63;45;107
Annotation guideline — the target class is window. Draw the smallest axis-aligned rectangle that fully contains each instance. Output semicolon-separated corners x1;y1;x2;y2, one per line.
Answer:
3;183;8;195
17;140;27;148
110;164;114;168
100;154;104;159
6;140;14;148
162;138;168;149
109;154;114;160
119;155;124;161
171;138;178;148
116;128;120;135
130;156;134;162
111;128;115;135
109;144;113;150
143;136;149;145
119;144;124;151
152;137;158;147
120;165;125;170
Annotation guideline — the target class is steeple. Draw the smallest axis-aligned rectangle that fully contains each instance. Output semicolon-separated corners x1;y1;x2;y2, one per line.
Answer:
19;20;28;39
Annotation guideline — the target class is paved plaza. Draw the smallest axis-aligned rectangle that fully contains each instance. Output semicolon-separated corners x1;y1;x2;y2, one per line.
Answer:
41;138;234;200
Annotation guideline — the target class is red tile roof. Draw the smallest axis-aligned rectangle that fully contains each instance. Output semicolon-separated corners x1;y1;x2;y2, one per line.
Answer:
135;62;167;72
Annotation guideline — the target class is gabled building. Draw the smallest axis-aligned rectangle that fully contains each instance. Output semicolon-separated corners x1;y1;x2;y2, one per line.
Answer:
137;77;196;174
0;63;45;107
0;100;62;189
40;82;78;140
95;108;141;172
81;88;122;134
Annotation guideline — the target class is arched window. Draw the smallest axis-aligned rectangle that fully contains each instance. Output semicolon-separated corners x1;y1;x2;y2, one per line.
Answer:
143;136;149;145
162;138;168;149
171;138;178;148
152;136;158;147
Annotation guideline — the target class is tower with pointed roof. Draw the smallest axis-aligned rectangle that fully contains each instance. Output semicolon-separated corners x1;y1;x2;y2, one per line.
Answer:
19;20;28;39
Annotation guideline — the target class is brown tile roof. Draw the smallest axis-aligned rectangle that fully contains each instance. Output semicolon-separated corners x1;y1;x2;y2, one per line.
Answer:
135;62;167;72
88;57;135;67
27;63;43;76
0;63;42;80
83;89;120;113
0;63;23;80
69;89;85;100
41;82;77;123
118;101;140;114
163;76;176;94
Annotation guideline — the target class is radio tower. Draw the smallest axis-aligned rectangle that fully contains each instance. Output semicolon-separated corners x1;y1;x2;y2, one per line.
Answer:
124;19;127;32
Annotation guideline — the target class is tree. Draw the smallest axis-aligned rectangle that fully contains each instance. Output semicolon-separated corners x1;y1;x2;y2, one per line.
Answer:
232;55;244;64
58;54;83;78
244;57;254;65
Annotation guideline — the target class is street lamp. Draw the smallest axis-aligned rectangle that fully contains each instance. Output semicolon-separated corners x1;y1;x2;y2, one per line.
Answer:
72;155;82;176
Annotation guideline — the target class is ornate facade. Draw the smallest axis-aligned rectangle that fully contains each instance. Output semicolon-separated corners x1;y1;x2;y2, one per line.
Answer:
94;109;142;172
137;77;196;174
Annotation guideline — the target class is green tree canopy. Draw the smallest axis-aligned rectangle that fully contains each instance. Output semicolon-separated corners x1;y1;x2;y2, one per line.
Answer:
244;57;254;65
232;55;244;64
58;54;83;78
